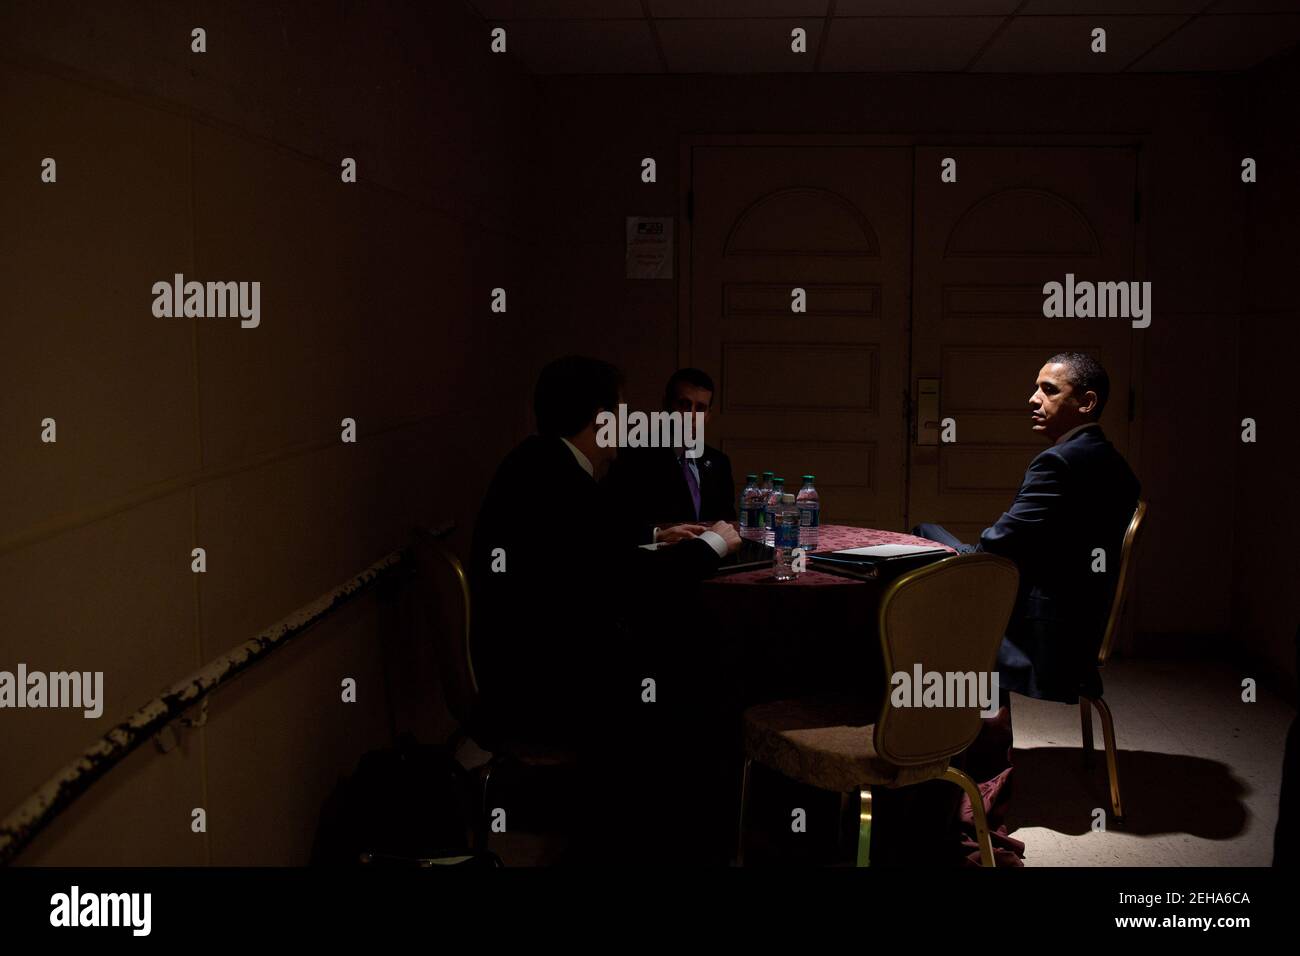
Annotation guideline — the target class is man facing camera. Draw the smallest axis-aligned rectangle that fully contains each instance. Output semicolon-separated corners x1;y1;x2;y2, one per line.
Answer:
469;356;740;749
606;368;737;546
915;352;1141;705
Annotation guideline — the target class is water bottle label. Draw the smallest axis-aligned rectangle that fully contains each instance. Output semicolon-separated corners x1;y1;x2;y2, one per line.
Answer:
799;509;819;528
775;523;799;549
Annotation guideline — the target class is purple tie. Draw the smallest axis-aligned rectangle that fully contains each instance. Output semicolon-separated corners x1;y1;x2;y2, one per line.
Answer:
680;456;701;520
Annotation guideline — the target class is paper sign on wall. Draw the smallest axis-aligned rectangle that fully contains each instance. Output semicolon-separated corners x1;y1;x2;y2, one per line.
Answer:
626;217;673;279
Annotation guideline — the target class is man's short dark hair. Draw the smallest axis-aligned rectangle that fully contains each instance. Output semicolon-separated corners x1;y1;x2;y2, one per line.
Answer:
1047;352;1110;419
663;367;715;410
534;356;624;439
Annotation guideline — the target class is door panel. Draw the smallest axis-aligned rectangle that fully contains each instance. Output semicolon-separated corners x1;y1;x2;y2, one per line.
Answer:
909;147;1137;540
689;146;913;529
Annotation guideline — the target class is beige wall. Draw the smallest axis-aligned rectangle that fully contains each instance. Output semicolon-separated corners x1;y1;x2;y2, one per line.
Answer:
0;0;540;863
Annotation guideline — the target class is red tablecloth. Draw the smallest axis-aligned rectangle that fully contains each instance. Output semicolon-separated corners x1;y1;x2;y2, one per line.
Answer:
706;524;956;586
696;524;957;702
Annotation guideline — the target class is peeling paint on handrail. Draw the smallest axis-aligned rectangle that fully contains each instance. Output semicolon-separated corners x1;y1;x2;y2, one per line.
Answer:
0;547;409;865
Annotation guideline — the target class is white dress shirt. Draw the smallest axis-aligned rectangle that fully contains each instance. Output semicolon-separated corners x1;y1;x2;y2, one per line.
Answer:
561;437;594;477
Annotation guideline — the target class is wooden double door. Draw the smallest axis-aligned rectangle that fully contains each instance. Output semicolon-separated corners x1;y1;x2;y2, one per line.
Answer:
687;144;1137;536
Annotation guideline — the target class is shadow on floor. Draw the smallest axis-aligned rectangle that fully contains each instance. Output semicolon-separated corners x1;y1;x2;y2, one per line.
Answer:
1007;746;1249;838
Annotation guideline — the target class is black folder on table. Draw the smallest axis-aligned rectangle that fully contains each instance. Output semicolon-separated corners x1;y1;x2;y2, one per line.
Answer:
807;545;951;581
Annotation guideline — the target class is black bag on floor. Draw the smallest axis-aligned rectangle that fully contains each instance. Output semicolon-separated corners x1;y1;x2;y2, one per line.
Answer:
311;733;500;866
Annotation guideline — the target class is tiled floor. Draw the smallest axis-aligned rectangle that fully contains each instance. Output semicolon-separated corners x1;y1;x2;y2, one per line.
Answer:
487;657;1295;866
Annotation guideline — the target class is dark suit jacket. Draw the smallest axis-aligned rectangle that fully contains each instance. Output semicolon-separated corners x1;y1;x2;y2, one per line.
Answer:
604;444;737;545
469;435;723;745
974;425;1140;704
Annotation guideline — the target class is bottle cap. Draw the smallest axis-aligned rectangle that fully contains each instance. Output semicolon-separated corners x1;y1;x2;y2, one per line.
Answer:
745;474;757;481
782;494;795;504
802;474;815;481
762;471;775;478
774;477;784;484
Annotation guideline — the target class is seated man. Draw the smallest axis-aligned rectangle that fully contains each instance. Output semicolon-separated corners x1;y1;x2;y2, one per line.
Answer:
895;352;1139;866
915;351;1141;705
605;368;737;546
469;355;740;749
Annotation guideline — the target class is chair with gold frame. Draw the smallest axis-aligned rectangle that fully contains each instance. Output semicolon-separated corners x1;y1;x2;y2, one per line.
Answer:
735;553;1020;867
1078;499;1147;826
408;527;577;851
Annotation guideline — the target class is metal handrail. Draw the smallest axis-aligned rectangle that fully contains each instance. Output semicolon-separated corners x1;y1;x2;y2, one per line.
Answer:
0;544;418;865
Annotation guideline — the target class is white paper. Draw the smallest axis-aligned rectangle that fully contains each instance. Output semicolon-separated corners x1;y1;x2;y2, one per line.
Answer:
639;542;662;551
832;544;945;557
626;217;673;278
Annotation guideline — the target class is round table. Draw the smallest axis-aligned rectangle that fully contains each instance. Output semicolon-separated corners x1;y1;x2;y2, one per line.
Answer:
698;524;956;705
705;524;955;587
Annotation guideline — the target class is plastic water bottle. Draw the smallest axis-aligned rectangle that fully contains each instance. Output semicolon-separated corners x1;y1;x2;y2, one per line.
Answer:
738;474;761;538
796;474;820;551
772;493;800;581
758;472;775;534
764;478;785;546
748;477;771;540
757;472;775;535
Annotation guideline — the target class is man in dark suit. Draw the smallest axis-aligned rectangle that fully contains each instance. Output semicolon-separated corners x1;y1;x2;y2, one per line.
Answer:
470;356;740;749
892;353;1140;865
914;352;1141;705
470;357;743;862
606;368;738;546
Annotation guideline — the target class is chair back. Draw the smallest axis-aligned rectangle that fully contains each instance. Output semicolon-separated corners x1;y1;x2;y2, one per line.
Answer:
874;553;1020;767
1097;499;1147;667
409;528;479;728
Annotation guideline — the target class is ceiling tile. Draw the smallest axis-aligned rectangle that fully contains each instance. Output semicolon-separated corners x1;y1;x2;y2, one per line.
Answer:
1207;0;1300;12
973;15;1187;70
1020;0;1205;13
822;17;1004;70
471;0;644;16
494;20;662;73
836;0;1019;12
650;0;830;15
1130;13;1300;69
656;18;826;71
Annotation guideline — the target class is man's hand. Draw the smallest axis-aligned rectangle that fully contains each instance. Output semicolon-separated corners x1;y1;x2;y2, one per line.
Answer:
657;523;708;544
710;520;742;555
